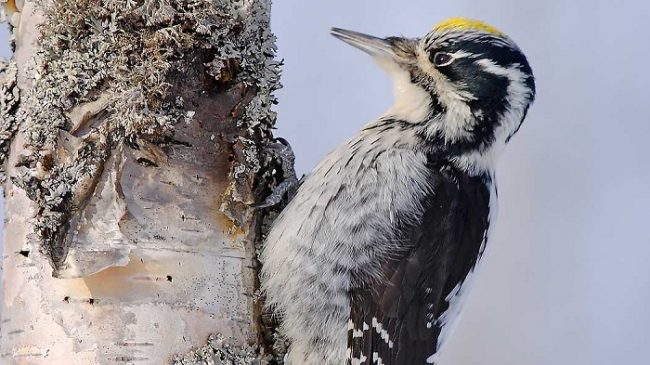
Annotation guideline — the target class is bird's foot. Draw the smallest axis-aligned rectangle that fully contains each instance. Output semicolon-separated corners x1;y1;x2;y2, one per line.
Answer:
253;137;299;209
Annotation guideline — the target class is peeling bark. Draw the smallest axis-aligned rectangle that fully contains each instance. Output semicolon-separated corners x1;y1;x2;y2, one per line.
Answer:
0;0;286;363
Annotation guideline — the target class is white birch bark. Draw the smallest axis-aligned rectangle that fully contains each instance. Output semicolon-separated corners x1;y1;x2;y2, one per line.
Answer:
0;0;283;364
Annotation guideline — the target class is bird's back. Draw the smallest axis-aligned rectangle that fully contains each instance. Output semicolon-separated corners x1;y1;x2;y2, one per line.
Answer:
347;162;494;365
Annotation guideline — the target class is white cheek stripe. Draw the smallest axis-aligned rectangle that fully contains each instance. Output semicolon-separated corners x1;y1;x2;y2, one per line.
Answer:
452;59;533;174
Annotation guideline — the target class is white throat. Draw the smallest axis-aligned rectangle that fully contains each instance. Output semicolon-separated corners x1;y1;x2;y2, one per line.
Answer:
378;61;432;123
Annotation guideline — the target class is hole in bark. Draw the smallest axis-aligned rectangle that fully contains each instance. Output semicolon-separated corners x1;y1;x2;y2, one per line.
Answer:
63;296;70;303
136;157;159;167
169;138;192;147
18;250;29;257
88;298;95;305
166;275;173;282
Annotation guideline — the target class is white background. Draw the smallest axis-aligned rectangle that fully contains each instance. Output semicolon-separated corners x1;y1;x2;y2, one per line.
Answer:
3;1;650;364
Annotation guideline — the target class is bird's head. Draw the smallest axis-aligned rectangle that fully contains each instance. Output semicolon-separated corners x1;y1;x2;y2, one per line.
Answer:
331;18;536;173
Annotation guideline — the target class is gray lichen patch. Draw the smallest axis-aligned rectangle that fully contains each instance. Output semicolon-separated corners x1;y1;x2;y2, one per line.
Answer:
209;0;283;228
171;334;269;365
0;59;19;184
3;0;281;270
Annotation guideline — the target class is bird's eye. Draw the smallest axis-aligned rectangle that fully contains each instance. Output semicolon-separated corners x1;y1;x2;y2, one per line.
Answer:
432;52;454;67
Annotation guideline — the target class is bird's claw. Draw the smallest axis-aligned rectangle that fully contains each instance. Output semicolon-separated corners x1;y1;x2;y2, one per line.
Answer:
252;137;299;209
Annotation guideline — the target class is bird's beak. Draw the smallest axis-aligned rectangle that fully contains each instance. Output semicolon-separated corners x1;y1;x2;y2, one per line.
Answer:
331;28;400;61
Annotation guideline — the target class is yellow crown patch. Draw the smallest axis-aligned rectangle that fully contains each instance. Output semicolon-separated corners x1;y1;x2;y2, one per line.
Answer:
433;17;504;36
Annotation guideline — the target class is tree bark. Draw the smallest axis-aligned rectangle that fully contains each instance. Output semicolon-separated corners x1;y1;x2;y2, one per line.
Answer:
0;0;283;364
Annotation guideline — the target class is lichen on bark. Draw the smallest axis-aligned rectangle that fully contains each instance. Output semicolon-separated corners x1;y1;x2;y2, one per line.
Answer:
0;59;19;184
1;1;290;362
2;0;281;271
172;333;268;365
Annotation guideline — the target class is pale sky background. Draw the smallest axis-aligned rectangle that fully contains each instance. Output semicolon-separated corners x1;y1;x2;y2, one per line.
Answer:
3;1;650;364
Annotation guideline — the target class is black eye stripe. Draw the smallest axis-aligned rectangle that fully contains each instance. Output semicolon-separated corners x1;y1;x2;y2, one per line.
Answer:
424;38;534;97
443;39;529;70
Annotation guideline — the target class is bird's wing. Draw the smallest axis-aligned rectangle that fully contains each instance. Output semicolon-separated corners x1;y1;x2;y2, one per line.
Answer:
347;168;492;365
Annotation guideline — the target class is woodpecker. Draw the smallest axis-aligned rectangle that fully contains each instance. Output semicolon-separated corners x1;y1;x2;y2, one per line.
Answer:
261;18;535;365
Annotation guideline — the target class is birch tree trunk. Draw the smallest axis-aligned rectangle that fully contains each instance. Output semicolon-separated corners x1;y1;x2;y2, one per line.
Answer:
0;0;284;363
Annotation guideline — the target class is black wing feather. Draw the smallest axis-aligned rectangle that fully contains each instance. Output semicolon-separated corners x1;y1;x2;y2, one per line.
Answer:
347;165;491;365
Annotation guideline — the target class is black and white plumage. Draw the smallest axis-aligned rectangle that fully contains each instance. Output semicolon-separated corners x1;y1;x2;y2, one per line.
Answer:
261;18;535;365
